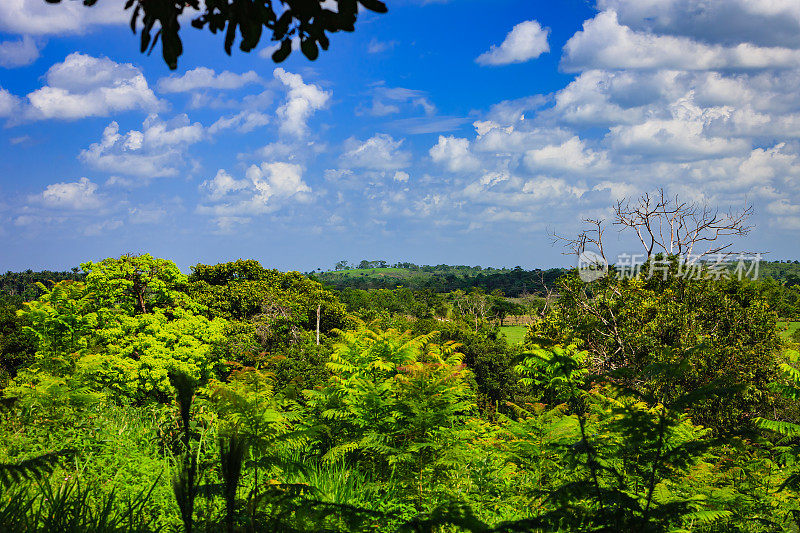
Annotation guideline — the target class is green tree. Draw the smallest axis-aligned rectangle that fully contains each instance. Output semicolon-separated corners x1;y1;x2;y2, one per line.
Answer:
82;254;191;315
13;256;227;402
532;258;781;430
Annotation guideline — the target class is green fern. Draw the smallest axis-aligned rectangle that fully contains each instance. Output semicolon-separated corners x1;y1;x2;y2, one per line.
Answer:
0;449;73;489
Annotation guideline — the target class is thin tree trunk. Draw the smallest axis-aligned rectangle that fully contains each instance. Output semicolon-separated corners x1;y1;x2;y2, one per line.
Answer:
316;303;321;345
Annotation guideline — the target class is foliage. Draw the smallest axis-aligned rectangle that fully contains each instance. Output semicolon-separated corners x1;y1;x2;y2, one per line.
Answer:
532;257;781;430
81;254;192;315
189;260;345;333
0;293;37;387
305;327;475;506
1;254;798;531
512;343;749;531
317;265;566;298
0;269;84;300
45;0;389;70
414;319;521;413
12;256;228;402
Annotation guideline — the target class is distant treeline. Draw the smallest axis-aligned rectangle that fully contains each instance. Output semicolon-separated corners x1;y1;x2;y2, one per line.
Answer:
331;260;512;274
759;260;800;286
2;260;799;302
0;269;85;300
315;266;568;297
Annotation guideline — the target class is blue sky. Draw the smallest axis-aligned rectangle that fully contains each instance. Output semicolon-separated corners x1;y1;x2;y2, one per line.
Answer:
1;0;800;272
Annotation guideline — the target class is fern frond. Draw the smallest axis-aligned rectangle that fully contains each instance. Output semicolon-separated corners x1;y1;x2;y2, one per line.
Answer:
754;417;800;437
0;449;73;488
681;509;733;524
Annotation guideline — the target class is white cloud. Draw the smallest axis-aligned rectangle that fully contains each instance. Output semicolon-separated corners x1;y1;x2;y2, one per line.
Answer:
83;218;123;236
0;0;127;35
33;177;104;210
734;144;800;188
201;169;249;201
429;135;481;172
605;95;751;161
158;67;261;93
524;136;608;172
248;161;311;198
484;95;548;125
198;162;311;219
324;169;353;182
365;86;436;117
209;111;270;134
127;205;168;225
549;70;657;126
599;0;800;49
476;20;550;66
767;198;800;216
0;88;20;117
273;68;330;137
80;115;204;178
341;134;411;170
0;36;39;68
25;53;162;120
368;38;396;54
393;171;410;183
563;11;800;72
521;177;584;200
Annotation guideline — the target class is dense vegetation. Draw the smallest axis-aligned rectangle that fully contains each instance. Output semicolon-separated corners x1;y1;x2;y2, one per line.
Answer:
1;254;800;531
313;262;567;297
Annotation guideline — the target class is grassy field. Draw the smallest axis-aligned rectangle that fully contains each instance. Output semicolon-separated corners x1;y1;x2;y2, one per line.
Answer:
778;321;800;341
500;325;527;345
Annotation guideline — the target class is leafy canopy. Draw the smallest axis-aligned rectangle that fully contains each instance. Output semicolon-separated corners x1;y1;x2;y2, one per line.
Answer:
44;0;389;69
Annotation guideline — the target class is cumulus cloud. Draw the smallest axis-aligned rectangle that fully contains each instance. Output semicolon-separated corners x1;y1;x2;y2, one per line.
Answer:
0;36;39;68
25;53;163;120
524;136;608;172
158;67;261;93
476;20;550;66
273;68;330;137
31;177;104;210
599;0;800;49
0;0;127;35
376;2;800;235
202;169;249;201
198;162;311;221
605;95;751;161
563;11;800;72
0;88;20;117
341;134;411;170
429;136;481;172
80;115;204;178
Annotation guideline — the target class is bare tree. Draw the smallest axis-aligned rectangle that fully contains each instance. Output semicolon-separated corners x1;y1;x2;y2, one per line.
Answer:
554;188;753;261
554;218;608;261
614;189;753;259
452;289;491;333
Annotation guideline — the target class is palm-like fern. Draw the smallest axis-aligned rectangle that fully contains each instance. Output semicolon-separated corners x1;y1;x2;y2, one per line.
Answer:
0;449;73;489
